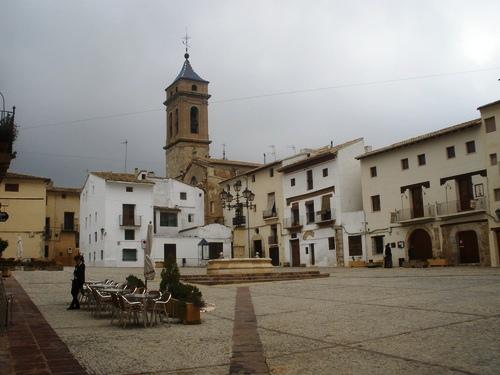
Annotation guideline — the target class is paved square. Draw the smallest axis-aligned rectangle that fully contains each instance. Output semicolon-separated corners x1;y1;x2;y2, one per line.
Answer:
4;266;500;374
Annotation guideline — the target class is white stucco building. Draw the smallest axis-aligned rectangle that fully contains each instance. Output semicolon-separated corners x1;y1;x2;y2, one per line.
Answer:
79;170;231;267
357;99;500;267
278;139;366;267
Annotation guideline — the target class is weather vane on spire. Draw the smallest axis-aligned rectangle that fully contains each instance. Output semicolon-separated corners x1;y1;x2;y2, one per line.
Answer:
182;30;191;59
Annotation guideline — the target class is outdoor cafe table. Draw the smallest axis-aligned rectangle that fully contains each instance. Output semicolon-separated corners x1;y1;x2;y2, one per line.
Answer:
124;293;153;301
100;288;125;294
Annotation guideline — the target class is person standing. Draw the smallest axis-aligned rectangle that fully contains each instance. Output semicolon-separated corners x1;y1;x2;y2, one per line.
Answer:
384;244;393;268
68;255;85;310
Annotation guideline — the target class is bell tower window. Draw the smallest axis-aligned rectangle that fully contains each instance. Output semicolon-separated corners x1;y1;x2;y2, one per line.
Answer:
192;84;197;91
169;112;173;138
175;108;179;134
190;106;199;133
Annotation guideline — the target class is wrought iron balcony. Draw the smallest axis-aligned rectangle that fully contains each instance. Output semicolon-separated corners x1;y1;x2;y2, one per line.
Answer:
232;215;246;227
284;216;304;230
262;209;278;219
436;197;486;216
268;235;278;246
393;204;435;223
61;222;79;232
315;209;335;225
119;215;142;227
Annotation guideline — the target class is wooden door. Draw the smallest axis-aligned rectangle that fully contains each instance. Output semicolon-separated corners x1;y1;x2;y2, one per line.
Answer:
348;235;362;257
290;240;300;267
457;176;473;211
163;244;176;262
310;243;315;265
411;186;424;218
408;229;433;260
122;204;135;225
458;231;479;264
269;247;279;266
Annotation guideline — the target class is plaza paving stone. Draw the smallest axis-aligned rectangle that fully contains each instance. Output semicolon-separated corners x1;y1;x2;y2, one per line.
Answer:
3;266;500;374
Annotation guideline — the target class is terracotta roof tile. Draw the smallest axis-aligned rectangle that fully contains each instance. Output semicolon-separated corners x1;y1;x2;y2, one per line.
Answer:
90;171;154;184
356;119;481;160
5;171;51;182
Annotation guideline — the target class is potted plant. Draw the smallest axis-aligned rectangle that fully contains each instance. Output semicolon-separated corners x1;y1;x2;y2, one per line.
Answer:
126;274;145;288
160;256;204;324
0;238;11;277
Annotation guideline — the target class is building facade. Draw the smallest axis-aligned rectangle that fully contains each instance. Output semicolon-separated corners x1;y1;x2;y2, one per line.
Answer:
45;186;81;266
279;139;366;267
221;160;286;265
0;172;51;259
358;100;500;266
80;170;230;267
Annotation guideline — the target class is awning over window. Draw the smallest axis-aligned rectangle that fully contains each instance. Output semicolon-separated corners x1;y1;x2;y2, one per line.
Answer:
267;193;276;211
321;194;332;211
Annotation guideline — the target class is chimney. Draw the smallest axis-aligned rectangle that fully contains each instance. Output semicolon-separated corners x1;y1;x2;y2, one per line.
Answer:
147;171;155;178
364;146;373;153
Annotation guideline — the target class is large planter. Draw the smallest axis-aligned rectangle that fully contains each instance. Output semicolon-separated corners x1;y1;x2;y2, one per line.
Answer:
1;267;11;277
427;258;448;267
166;298;201;325
349;260;367;268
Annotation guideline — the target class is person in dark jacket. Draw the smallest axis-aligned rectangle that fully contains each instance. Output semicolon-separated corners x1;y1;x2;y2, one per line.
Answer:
384;244;393;268
68;255;85;310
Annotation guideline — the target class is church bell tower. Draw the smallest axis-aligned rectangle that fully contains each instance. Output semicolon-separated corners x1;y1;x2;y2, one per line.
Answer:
164;45;211;179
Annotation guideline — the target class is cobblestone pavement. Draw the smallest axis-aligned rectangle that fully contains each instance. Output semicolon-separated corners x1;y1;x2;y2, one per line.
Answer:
3;266;500;374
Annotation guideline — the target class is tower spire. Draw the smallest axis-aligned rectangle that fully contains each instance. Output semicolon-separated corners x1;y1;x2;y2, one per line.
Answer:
182;30;191;59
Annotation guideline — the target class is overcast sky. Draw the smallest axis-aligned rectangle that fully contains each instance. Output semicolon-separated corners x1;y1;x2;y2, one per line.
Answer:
1;0;499;187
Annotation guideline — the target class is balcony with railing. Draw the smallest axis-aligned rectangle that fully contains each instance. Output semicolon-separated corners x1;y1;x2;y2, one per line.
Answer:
393;204;436;224
436;197;486;218
268;235;278;246
61;221;79;232
315;209;335;226
284;215;304;231
232;215;246;227
262;209;278;220
119;215;142;227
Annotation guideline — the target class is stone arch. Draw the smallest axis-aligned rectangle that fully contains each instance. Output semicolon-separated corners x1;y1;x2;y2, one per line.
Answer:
407;228;433;261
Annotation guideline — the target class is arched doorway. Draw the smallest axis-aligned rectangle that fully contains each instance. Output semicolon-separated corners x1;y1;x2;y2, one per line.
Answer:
457;231;480;264
408;229;433;260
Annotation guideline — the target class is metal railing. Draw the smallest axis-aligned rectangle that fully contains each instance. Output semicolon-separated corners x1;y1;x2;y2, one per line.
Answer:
262;209;278;219
315;209;335;223
268;235;278;245
232;215;246;226
284;215;305;228
394;204;435;222
436;197;486;216
119;215;142;227
61;222;79;232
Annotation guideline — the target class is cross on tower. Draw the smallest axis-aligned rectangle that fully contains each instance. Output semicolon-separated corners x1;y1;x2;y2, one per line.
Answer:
182;31;191;58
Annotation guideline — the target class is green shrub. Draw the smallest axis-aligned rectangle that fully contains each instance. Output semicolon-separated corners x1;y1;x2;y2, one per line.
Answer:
126;274;145;288
159;255;204;308
169;282;205;308
159;255;180;292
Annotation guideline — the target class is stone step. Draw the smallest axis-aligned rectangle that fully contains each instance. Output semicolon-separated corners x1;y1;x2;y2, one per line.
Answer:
181;270;322;281
180;272;330;285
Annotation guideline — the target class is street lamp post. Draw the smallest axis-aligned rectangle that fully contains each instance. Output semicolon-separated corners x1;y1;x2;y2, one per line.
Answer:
220;180;255;258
